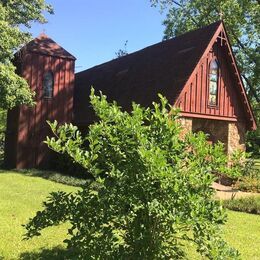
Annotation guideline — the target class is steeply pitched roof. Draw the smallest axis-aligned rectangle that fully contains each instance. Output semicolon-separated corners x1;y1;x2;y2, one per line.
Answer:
20;33;76;60
74;21;222;124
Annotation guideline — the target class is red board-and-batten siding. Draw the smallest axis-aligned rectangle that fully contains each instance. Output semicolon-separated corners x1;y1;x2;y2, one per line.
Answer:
175;45;244;122
14;52;75;168
175;44;247;126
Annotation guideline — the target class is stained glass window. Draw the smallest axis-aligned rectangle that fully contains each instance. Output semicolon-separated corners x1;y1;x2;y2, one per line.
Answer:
43;71;54;98
208;60;218;106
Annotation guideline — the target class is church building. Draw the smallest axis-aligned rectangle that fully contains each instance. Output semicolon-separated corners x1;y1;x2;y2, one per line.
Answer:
4;21;256;169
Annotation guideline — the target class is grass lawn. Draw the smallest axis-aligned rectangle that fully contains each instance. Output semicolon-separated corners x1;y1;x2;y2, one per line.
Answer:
0;171;259;259
0;171;78;259
224;210;260;259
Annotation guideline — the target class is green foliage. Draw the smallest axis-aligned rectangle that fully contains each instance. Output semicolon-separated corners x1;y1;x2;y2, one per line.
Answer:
0;109;6;164
223;152;260;191
247;131;260;157
0;0;53;109
226;151;260;192
227;150;248;179
226;153;260;192
24;89;239;259
0;63;35;108
223;196;260;214
0;171;258;259
246;102;260;157
50;152;92;180
235;177;260;193
150;0;259;103
242;158;260;180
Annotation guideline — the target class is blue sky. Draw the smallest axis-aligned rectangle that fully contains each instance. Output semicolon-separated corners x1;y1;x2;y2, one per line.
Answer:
28;0;165;72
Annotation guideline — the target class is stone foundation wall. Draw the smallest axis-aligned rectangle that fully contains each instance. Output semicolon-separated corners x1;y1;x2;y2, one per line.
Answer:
178;118;192;138
192;118;228;147
178;117;246;154
228;122;246;155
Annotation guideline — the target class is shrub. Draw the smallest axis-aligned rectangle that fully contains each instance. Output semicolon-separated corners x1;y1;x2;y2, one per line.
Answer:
242;158;260;179
50;152;92;179
220;151;260;190
223;196;260;214
24;89;239;259
234;176;260;193
230;156;260;193
0;109;6;165
247;131;260;158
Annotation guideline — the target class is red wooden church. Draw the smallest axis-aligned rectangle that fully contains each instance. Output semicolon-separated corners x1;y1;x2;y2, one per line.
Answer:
4;21;256;169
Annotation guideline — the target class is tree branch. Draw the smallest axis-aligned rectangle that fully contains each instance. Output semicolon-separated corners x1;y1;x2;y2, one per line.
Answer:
241;74;260;102
229;28;258;65
170;1;200;27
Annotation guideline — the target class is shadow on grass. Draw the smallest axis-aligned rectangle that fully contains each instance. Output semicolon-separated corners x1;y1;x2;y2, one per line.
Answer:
24;169;92;187
0;168;91;187
20;246;79;260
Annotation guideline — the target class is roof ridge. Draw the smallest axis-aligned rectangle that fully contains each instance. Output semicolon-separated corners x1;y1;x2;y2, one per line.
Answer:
77;20;222;75
16;33;76;60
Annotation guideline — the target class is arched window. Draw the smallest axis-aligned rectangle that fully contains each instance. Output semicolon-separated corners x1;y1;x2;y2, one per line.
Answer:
208;59;219;106
43;71;54;98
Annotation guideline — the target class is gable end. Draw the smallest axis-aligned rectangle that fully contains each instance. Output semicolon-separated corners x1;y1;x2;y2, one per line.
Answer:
175;22;256;130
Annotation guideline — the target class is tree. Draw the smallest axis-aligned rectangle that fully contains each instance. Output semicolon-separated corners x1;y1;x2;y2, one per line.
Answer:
150;0;260;103
0;0;53;109
24;89;239;259
115;40;129;58
0;108;6;163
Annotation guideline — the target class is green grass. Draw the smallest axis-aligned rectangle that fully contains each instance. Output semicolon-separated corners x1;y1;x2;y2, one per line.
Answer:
224;210;260;260
0;171;78;259
0;171;260;259
183;209;260;260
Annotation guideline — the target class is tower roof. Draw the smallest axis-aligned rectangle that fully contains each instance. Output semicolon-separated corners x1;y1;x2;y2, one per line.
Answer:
20;33;76;60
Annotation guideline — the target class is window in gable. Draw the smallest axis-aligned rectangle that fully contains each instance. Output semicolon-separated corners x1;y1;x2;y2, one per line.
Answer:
43;71;54;98
208;59;219;106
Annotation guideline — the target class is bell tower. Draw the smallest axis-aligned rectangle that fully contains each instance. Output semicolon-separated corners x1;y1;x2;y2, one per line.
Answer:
4;34;76;168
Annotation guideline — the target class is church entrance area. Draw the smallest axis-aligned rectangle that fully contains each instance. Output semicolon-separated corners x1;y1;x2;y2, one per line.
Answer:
192;118;229;150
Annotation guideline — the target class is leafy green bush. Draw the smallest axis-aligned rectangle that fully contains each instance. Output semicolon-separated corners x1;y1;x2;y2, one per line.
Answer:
246;103;260;158
234;176;260;193
243;158;260;179
223;196;260;214
0;109;6;165
230;156;260;192
50;152;92;180
222;152;260;188
247;131;260;158
24;89;239;259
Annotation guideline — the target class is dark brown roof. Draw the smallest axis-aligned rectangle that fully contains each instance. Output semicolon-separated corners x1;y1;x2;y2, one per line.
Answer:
21;33;76;60
74;21;222;125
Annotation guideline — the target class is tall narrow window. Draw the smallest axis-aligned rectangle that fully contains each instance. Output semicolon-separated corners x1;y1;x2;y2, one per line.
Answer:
43;71;54;98
208;60;219;106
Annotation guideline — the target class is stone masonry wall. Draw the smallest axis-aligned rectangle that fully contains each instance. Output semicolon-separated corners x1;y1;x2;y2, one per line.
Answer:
192;118;229;148
178;118;192;138
228;121;246;155
178;117;246;155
